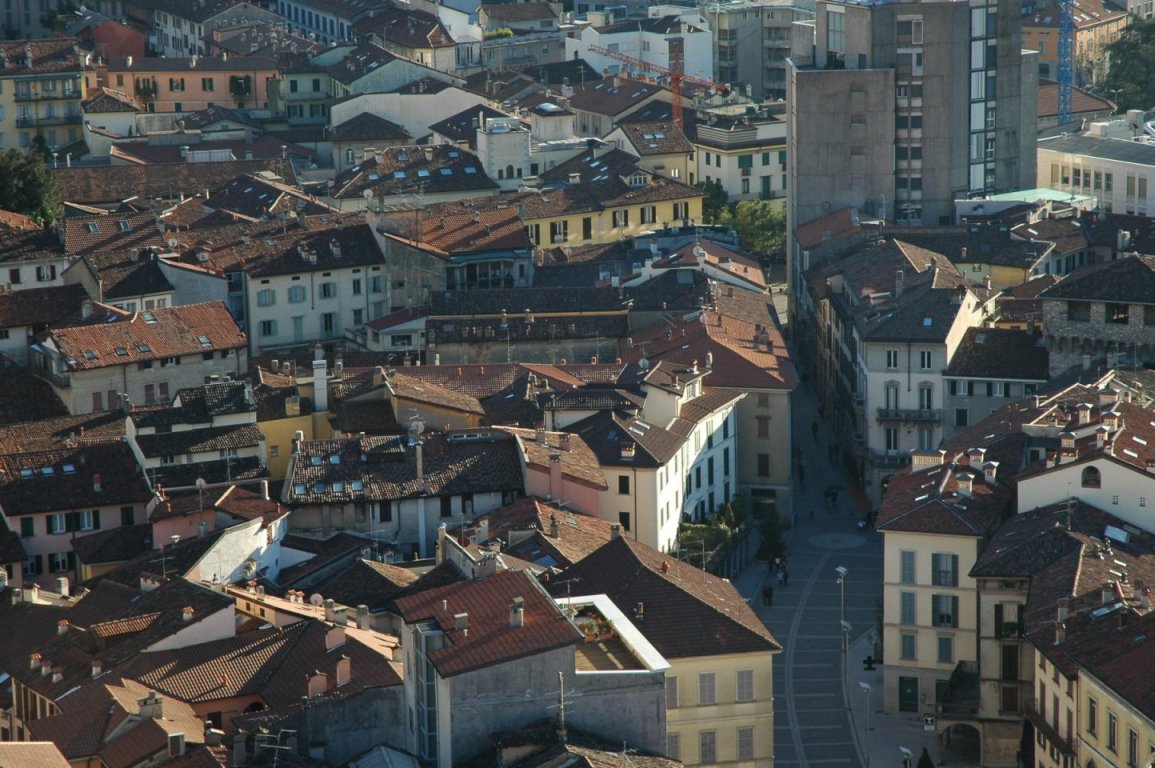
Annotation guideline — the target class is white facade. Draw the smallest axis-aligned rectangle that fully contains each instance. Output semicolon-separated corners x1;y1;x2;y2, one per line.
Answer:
1037;134;1155;216
566;13;713;82
4;256;70;290
695;118;787;202
476;116;531;189
246;260;388;353
1018;458;1155;534
327;90;487;145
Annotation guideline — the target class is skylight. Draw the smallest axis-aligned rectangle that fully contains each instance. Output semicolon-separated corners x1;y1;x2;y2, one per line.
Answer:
87;223;99;234
351;479;364;491
310;455;323;465
394;170;406;179
464;166;477;174
20;468;33;479
294;483;306;495
141;311;157;323
332;481;346;492
439;168;452;176
84;350;98;360
62;463;76;474
115;347;128;356
417;169;430;178
198;335;211;347
139;343;151;353
118;220;131;232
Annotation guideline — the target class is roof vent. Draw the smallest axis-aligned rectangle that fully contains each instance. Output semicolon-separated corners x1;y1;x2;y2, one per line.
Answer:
454;612;468;631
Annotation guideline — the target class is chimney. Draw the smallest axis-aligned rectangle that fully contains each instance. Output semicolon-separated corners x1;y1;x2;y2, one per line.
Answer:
169;734;186;758
620;441;636;460
335;655;352;687
312;357;328;412
559;434;571;451
30;653;41;670
52;667;63;683
1077;403;1092;425
535;426;547;444
57;619;69;636
956;473;973;497
509;596;525;628
549;513;560;538
40;659;51;676
454;612;469;631
81;298;93;319
261;480;270;500
1055;622;1066;645
182;606;195;622
325;624;346;651
139;691;164;719
356;604;370;630
91;660;102;677
1057;598;1071;622
549;453;562;501
92;473;102;492
610;524;620;540
894;270;904;298
982;461;999;484
660;560;669;574
324;598;336;622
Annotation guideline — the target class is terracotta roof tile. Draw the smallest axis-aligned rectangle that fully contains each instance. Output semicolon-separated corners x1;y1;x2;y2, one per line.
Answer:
394;569;581;677
499;427;607;490
0;442;151;515
0;284;88;329
51;160;294;206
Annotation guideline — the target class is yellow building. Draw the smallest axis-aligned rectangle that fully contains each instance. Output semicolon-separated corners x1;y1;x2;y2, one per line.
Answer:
1022;0;1129;87
0;39;88;154
555;535;781;768
876;448;1013;717
519;148;705;246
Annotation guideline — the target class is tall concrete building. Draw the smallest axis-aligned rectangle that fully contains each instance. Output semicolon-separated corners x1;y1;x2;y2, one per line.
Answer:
700;0;815;101
785;0;1038;323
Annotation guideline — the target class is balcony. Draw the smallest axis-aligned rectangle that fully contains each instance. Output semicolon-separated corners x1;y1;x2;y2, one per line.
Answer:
16;114;80;128
877;407;941;423
14;89;81;102
869;449;910;469
33;366;71;388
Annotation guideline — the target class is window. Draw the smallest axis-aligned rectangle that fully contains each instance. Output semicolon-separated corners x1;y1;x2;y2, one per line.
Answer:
736;669;754;702
321;313;336;335
885;428;898;452
937;635;953;663
550;220;568;243
1108;712;1118;753
900;591;916;625
257;289;275;306
20;517;34;538
666;734;680;759
352;278;362;295
673;202;689;220
612;210;629;228
900;551;915;583
698;673;716;705
737;727;755;761
440;496;453;518
47;513;67;534
886;349;899;369
1106;303;1130;325
666;676;678;708
49;552;71;573
900;633;916;660
259;320;277;337
1128;728;1138;767
757;454;770;477
919;350;933;370
1087;697;1098;736
1067;300;1090;322
932;553;958;586
23;555;43;576
288;285;306;303
932;594;958;627
76;510;97;531
201;77;214;91
121;506;134;526
756;416;770;439
699;732;716;764
1081;466;1101;488
618;512;630;531
955;408;969;427
918;384;933;410
319;282;337;299
618;475;630;495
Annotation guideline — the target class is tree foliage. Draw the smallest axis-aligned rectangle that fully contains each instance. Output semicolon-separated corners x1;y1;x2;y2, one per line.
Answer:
0;149;60;224
719;199;786;262
1102;19;1155;113
696;179;728;224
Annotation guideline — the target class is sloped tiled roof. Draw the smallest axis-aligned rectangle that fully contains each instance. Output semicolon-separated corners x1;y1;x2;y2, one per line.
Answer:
82;87;143;114
944;327;1049;381
0;284;88;329
51;160;293;206
550;536;781;658
47;301;245;371
304;558;419;612
499;427;607;490
394;569;581;677
1040;254;1155;304
472;496;615;568
330;145;496;200
0;442;151;515
330;111;411;142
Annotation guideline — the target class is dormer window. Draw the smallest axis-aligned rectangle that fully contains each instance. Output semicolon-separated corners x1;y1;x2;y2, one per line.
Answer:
628;173;647;188
1081;466;1101;488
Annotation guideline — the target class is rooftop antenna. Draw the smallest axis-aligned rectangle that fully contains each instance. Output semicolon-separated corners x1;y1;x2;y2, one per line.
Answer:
545;671;574;743
253;728;297;768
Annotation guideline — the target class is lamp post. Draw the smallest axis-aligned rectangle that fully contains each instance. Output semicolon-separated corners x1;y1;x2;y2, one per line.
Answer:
900;746;912;768
859;681;872;768
1109;88;1123;114
835;566;848;646
500;309;511;364
196;477;207;513
840;620;852;694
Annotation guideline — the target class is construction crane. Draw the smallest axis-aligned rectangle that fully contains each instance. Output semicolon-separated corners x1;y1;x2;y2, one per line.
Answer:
586;43;729;131
1058;0;1074;126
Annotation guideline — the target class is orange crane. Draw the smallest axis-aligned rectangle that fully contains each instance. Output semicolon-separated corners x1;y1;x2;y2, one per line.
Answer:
586;44;728;131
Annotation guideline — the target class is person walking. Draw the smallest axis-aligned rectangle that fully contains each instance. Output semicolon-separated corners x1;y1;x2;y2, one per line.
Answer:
765;584;774;606
811;420;819;442
783;570;790;588
777;567;785;587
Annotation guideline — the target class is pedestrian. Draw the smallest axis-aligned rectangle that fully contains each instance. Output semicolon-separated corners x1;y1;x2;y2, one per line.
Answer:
783;570;790;588
777;568;785;586
765;584;774;606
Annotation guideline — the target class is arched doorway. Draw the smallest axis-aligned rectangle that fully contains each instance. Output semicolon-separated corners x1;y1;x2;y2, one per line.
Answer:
942;723;981;765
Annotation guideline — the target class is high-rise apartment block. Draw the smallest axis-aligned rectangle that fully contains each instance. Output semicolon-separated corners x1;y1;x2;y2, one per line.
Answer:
700;0;815;102
786;0;1038;320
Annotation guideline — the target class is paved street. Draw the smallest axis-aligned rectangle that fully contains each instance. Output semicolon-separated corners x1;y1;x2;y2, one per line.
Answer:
733;380;939;768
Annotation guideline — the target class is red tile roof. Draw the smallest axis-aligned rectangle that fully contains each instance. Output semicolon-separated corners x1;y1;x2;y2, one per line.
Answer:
0;284;89;329
394;569;580;676
47;301;245;371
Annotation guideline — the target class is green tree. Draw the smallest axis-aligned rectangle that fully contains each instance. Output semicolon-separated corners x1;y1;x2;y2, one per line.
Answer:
0;149;60;224
1102;18;1155;113
696;179;728;224
719;199;786;262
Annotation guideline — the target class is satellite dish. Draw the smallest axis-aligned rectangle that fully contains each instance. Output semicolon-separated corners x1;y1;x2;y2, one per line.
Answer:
309;593;324;606
408;418;425;437
638;357;650;371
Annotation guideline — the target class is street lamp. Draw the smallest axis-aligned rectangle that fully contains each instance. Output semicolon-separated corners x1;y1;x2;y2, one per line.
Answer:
899;746;912;768
1109;88;1123;114
840;620;852;693
196;477;207;512
835;566;848;646
859;681;873;768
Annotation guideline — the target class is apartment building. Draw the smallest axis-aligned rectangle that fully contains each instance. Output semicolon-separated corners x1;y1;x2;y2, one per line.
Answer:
0;39;87;153
699;0;813;101
128;0;277;57
1022;0;1128;85
102;54;278;112
1038;133;1155;216
567;11;713;83
693;108;787;202
555;535;782;768
31;300;248;415
786;0;1037;323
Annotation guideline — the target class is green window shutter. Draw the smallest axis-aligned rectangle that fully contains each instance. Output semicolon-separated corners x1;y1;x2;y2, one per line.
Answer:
65;513;75;533
67;551;76;571
92;509;101;530
20;517;34;538
33;555;43;574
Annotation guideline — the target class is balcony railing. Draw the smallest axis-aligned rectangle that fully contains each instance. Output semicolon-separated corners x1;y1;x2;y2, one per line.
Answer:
14;89;81;102
16;114;80;127
877;407;942;423
32;367;71;388
869;449;910;469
